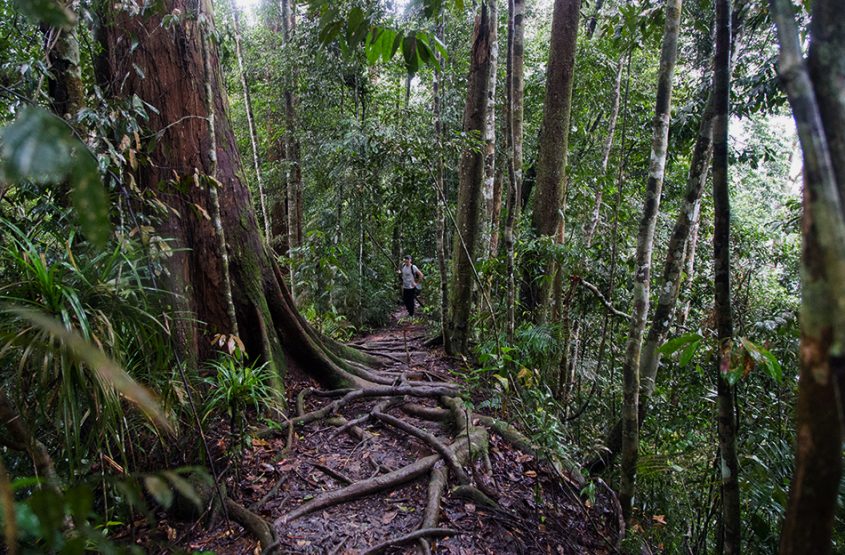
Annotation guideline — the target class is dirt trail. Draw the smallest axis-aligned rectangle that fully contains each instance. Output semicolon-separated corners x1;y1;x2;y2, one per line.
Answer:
140;311;622;553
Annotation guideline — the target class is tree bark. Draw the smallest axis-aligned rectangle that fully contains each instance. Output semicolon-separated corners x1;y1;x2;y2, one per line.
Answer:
43;1;85;120
479;0;499;260
619;0;682;520
504;0;526;345
639;93;714;402
434;18;449;344
770;0;845;552
228;0;271;241
712;0;740;551
445;1;494;355
281;0;304;297
100;0;375;389
489;167;504;257
584;60;624;248
525;0;580;320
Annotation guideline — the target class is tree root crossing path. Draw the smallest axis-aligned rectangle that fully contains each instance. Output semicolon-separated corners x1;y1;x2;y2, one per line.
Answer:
164;313;623;553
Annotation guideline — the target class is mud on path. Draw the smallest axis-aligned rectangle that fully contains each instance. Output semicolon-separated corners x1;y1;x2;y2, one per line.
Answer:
139;312;622;554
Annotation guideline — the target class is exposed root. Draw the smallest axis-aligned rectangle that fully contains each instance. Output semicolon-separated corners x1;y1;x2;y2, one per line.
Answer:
293;385;458;427
451;484;498;508
275;453;441;525
312;463;353;485
475;414;585;487
400;403;451;422
360;528;459;555
372;406;470;486
223;497;275;549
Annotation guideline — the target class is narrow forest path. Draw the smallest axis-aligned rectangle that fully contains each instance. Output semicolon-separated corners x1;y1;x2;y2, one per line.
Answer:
147;311;622;554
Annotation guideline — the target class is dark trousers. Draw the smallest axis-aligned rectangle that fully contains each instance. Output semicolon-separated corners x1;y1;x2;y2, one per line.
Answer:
403;288;416;316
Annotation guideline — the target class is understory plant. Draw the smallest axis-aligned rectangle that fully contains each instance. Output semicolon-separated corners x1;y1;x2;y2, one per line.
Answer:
202;349;280;457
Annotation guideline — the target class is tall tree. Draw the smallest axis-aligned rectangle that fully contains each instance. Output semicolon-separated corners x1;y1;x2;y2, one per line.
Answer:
445;0;494;355
771;0;845;552
583;59;624;248
712;0;740;551
281;0;304;296
100;0;377;389
479;0;498;258
525;0;580;320
228;0;271;240
619;0;682;519
434;18;448;344
504;0;526;344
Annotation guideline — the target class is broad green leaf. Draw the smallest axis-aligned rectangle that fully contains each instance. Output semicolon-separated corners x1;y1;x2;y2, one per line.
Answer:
346;7;364;42
492;373;509;392
0;107;112;247
679;339;700;367
658;332;703;355
7;307;172;433
70;155;111;248
144;476;174;509
13;0;75;28
402;35;419;74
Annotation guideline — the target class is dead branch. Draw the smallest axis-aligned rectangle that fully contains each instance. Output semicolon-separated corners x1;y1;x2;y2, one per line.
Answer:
579;279;631;319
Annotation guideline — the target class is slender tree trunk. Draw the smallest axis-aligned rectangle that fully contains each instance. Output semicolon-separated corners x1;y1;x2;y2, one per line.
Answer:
434;19;449;343
584;60;623;248
489;167;504;257
480;0;499;259
712;0;740;551
228;0;271;240
675;204;701;328
504;0;525;345
639;93;715;401
525;0;580;321
771;0;845;552
281;0;304;297
445;1;494;355
43;2;85;120
201;8;239;338
619;0;682;520
101;0;377;389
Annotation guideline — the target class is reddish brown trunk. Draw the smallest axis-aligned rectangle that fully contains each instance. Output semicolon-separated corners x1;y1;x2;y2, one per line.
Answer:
100;0;370;388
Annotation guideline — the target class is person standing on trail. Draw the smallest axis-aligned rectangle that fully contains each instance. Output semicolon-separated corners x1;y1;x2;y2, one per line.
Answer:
398;255;424;317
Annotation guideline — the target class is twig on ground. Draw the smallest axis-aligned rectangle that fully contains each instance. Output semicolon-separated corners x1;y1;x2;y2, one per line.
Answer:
361;528;459;555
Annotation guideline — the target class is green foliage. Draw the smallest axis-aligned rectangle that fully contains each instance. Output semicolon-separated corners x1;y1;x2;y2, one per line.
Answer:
0;217;179;475
0;108;111;247
1;466;207;554
12;0;75;28
202;351;280;455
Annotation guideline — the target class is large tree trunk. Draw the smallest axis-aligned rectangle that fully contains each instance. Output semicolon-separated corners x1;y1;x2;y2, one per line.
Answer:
445;1;494;355
712;0;740;551
771;0;845;552
525;0;580;321
100;0;375;389
504;0;526;345
619;0;682;520
228;0;271;240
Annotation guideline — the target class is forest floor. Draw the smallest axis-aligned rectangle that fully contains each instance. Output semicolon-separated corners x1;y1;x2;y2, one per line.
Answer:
134;310;622;554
